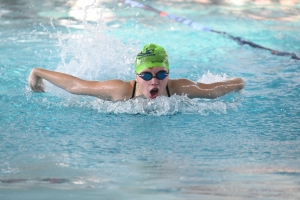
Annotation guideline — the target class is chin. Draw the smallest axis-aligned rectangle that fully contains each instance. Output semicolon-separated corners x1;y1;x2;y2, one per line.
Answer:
149;93;159;99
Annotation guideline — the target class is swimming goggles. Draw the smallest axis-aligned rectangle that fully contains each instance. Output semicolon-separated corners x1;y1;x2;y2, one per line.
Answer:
137;70;169;81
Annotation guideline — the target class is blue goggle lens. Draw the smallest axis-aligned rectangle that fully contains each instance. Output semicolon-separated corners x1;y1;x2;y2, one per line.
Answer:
138;70;168;81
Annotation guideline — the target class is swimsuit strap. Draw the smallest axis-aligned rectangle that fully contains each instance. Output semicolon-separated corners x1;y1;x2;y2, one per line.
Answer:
166;84;170;97
131;81;137;99
131;81;171;98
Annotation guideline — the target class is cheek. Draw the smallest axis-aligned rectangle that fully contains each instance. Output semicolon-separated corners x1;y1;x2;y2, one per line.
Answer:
161;78;169;87
136;78;143;86
140;82;149;92
136;78;148;92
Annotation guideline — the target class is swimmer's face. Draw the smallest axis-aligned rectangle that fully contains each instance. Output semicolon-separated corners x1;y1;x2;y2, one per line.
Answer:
136;67;169;99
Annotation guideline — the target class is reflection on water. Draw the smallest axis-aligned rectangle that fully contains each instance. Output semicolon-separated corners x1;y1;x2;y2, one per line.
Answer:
1;0;299;26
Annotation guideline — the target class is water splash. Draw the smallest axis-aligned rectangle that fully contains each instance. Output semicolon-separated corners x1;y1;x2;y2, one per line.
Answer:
34;93;241;116
35;2;243;116
198;71;227;83
52;2;139;81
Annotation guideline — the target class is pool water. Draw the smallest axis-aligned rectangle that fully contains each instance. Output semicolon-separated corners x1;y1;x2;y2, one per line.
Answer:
1;0;300;199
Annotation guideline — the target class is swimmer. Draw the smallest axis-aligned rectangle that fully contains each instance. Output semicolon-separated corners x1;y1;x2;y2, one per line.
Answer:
29;43;245;101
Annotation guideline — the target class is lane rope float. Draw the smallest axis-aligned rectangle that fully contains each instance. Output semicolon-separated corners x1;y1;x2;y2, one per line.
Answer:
122;0;300;60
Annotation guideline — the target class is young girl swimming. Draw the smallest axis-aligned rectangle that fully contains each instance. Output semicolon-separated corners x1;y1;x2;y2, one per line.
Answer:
29;43;245;101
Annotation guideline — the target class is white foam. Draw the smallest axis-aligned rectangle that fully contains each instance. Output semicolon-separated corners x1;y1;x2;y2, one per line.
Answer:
49;2;139;82
197;70;228;83
34;94;241;116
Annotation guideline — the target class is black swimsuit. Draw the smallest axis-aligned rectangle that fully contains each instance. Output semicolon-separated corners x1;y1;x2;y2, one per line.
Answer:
131;81;170;99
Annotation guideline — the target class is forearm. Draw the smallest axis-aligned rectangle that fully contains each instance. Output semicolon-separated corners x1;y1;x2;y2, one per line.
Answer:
210;78;245;98
30;68;82;93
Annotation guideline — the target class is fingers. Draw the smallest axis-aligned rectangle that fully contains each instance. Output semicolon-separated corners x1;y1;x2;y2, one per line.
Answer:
32;82;45;92
29;75;45;92
30;84;45;92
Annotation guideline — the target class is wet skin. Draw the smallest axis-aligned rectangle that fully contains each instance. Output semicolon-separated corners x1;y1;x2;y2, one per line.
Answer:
135;67;169;99
29;67;245;101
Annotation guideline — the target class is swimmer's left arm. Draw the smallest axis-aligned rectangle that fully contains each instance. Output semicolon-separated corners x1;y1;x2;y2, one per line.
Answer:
171;78;245;99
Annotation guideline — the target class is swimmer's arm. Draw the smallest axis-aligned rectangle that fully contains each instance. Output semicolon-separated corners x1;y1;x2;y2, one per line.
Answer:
28;68;129;101
171;78;245;99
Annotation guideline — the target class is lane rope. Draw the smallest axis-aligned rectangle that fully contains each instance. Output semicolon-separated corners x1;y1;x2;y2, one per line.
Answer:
122;0;300;60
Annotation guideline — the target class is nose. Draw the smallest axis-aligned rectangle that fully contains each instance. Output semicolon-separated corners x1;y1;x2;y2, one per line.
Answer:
150;76;159;85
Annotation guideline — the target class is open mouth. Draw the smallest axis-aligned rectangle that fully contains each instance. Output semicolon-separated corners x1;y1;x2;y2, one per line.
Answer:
150;88;159;96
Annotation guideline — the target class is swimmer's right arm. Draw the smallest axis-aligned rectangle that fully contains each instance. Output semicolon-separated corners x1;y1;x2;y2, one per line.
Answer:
29;68;46;92
29;68;84;93
28;68;130;101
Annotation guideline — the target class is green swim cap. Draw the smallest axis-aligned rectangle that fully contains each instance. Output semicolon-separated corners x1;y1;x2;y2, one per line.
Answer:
134;44;169;74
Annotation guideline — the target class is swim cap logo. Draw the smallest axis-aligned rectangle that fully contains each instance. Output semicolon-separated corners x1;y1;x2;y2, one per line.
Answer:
134;44;169;73
137;48;155;58
151;60;164;63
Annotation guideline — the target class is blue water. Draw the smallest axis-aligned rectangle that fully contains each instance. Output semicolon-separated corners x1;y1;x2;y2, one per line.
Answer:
1;0;300;199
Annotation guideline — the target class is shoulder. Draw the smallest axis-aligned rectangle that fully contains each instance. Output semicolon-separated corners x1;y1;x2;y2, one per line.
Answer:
84;79;135;101
168;78;197;95
168;78;197;88
168;78;195;85
168;79;211;98
95;79;134;88
107;79;135;101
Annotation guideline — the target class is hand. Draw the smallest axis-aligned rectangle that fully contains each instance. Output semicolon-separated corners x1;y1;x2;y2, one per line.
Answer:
29;68;45;92
232;78;245;91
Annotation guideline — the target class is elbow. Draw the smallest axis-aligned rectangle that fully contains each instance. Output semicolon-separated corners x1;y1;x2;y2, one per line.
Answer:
208;88;229;99
66;82;80;94
68;89;77;94
69;88;81;95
